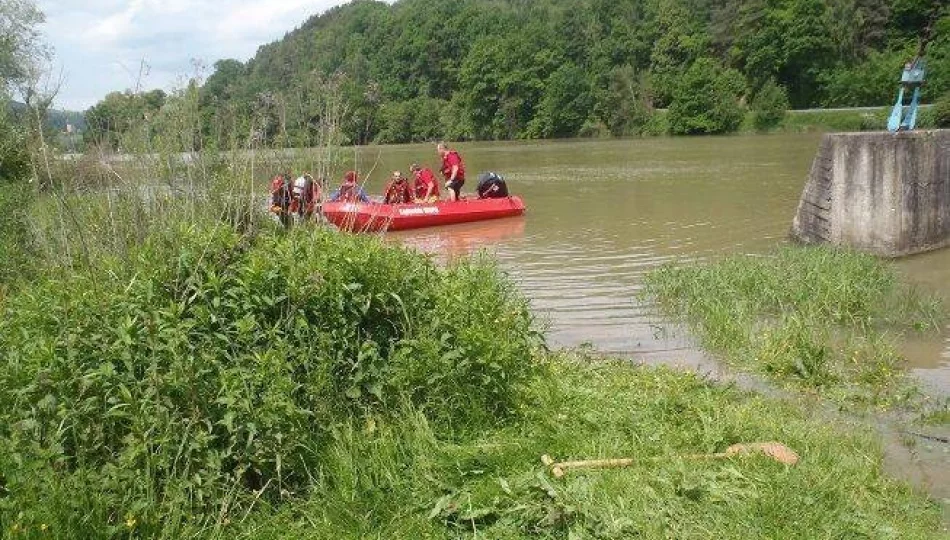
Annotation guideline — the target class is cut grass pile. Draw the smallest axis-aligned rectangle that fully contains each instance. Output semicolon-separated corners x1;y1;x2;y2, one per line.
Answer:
643;246;945;408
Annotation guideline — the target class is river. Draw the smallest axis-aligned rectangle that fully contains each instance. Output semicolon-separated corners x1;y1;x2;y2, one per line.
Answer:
339;133;950;394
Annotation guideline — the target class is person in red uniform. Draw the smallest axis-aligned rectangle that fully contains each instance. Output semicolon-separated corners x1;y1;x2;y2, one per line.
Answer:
410;163;440;203
437;142;465;201
269;171;293;228
289;173;321;219
329;171;370;203
383;171;412;204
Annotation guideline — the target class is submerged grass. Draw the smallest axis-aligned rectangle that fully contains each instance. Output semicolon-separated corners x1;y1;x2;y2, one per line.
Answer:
233;354;943;539
643;246;945;408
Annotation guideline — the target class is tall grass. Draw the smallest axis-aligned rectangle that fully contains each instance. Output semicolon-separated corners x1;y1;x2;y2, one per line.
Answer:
232;354;944;539
644;247;944;408
0;227;542;537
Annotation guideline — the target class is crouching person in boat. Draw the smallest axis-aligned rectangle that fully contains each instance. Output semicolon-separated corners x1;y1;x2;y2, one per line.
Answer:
329;171;370;203
270;171;293;228
410;163;440;203
476;172;509;199
383;170;412;204
290;173;322;220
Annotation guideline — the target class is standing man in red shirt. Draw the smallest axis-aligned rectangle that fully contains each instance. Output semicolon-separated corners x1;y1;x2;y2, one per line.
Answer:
410;163;440;203
437;142;465;201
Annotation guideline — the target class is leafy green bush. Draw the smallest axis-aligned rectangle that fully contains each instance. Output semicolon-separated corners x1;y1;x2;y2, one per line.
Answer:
0;227;541;535
750;79;789;131
0;98;30;182
0;183;31;288
668;58;745;135
934;90;950;128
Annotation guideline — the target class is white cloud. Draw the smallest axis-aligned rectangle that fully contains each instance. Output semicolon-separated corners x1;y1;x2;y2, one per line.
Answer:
36;0;393;110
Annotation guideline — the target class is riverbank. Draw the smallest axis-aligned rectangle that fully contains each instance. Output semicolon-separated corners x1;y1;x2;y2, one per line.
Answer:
0;221;946;538
235;353;945;539
637;105;939;137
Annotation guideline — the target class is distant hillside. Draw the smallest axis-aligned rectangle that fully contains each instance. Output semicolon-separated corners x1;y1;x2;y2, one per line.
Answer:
93;0;949;146
47;108;86;132
7;100;86;132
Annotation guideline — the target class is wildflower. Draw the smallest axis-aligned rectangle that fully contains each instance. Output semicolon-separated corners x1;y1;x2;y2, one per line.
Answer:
125;515;137;529
40;524;48;531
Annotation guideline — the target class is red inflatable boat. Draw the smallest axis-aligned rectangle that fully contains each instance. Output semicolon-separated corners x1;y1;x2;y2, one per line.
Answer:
323;196;526;232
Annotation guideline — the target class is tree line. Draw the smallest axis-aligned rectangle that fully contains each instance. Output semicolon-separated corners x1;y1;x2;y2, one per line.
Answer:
81;0;948;150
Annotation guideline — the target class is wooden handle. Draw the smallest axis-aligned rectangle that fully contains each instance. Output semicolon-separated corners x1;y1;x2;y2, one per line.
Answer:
554;458;636;470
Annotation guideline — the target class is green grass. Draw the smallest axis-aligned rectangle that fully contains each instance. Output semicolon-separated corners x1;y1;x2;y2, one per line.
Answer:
0;226;541;538
3;232;945;538
643;246;945;409
229;354;943;539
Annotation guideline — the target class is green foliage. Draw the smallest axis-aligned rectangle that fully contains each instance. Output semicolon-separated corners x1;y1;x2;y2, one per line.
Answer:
0;97;29;180
668;58;745;135
375;96;447;144
596;64;654;137
0;183;31;288
648;0;710;108
526;63;593;139
644;246;944;408
0;227;541;535
82;0;946;143
818;47;914;107
84;89;167;151
236;356;944;538
934;90;950;127
750;79;790;131
0;0;48;90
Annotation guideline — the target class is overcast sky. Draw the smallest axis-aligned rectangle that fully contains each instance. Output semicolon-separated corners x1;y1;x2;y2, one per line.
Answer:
38;1;384;110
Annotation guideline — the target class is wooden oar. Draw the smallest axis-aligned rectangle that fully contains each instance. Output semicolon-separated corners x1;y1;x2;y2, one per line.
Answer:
541;442;799;478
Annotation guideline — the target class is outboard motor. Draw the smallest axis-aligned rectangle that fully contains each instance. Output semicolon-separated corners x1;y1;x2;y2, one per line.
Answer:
476;172;509;199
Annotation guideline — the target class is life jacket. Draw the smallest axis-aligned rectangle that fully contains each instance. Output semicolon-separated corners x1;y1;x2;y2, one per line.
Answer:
384;180;412;204
441;150;465;181
414;168;440;200
303;177;321;212
270;175;292;210
337;183;359;202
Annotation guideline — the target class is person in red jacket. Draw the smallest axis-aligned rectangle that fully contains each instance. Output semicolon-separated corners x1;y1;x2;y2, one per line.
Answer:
290;173;321;219
437;142;465;201
329;171;370;203
410;163;440;203
269;172;293;228
383;171;412;204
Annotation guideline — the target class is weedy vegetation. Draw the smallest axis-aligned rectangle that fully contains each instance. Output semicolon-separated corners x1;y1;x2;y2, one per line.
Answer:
234;355;944;539
644;246;945;408
0;32;946;540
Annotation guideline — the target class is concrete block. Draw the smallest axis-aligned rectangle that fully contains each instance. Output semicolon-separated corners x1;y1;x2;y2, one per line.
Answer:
791;130;950;257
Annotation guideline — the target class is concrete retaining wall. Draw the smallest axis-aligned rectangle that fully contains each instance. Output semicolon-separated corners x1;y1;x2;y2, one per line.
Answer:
791;130;950;257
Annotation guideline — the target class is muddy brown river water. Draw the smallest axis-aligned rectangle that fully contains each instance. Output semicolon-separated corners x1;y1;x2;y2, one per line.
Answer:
340;133;950;396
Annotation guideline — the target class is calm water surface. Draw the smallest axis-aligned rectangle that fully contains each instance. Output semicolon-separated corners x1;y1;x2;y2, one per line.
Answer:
348;134;950;391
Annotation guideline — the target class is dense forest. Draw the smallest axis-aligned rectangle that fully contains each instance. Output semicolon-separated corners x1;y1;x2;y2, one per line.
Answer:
85;0;949;149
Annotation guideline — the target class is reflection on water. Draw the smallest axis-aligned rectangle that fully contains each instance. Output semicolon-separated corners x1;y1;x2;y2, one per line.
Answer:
351;134;950;389
389;217;526;258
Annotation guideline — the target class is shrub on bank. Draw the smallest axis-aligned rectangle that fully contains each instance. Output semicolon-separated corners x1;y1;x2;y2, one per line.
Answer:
0;227;540;535
934;90;950;128
750;79;789;132
668;58;745;135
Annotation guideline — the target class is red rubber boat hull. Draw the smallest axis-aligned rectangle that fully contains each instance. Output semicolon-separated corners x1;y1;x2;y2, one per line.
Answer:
323;196;526;232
